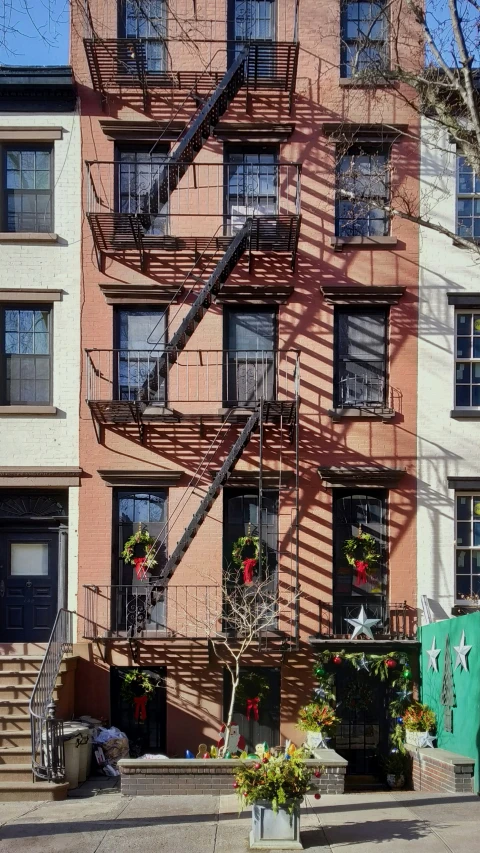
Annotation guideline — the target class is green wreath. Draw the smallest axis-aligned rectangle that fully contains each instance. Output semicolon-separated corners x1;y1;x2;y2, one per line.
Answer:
121;527;157;570
231;536;267;569
343;530;380;568
236;671;270;706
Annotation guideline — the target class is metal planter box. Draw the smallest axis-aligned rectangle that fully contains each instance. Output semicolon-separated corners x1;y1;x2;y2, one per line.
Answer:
250;800;303;850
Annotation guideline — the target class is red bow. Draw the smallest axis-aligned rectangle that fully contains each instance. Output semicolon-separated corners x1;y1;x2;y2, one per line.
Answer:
354;559;368;585
134;557;148;580
246;697;260;721
242;558;257;585
133;694;148;721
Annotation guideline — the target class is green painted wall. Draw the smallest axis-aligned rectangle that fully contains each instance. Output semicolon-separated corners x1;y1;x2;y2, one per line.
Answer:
420;612;480;793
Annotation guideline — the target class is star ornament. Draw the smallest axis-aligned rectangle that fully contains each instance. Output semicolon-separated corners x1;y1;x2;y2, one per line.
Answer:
345;605;381;640
426;636;441;672
418;732;436;748
453;630;472;671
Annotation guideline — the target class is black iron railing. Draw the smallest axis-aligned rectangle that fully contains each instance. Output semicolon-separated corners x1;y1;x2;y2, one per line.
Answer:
29;608;73;782
317;599;417;640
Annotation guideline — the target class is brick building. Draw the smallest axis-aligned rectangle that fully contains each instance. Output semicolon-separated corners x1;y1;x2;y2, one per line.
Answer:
71;0;420;781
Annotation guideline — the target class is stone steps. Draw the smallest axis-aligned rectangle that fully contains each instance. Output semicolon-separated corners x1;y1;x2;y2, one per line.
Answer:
0;730;32;747
0;781;69;801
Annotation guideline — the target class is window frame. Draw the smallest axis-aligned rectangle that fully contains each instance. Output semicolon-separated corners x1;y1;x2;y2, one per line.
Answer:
114;488;168;586
114;305;168;403
335;143;391;238
0;303;53;406
2;143;54;234
114;143;170;235
454;493;480;604
340;0;389;79
454;309;480;409
333;306;389;408
456;154;480;241
332;489;388;600
224;145;279;233
117;0;168;72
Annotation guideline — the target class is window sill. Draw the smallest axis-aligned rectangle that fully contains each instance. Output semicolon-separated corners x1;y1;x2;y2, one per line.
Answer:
328;406;395;422
0;232;58;243
338;77;393;88
450;409;480;419
0;405;57;415
331;236;398;251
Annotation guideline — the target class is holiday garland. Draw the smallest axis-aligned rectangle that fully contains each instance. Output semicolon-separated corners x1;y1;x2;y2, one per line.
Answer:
231;535;266;584
343;530;380;586
121;526;157;580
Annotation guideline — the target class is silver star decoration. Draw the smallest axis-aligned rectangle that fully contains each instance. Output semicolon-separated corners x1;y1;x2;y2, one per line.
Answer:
357;654;370;672
396;688;413;702
453;630;472;671
418;732;436;748
426;636;441;672
313;687;326;699
345;605;381;640
315;733;331;749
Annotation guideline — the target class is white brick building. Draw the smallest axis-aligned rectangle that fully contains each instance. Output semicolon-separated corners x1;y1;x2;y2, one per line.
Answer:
0;67;81;641
418;118;480;620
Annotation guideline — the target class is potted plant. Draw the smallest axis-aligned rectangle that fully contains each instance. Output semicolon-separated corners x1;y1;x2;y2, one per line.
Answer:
382;751;409;789
233;750;322;850
403;702;436;747
296;702;339;749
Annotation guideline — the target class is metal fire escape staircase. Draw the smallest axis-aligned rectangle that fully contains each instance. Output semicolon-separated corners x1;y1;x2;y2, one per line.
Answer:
162;407;260;580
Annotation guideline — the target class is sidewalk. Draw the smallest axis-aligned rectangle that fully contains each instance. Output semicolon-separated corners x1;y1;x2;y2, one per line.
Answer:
1;781;479;852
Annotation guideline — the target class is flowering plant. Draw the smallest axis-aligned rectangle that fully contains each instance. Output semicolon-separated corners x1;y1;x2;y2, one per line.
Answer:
403;703;436;732
296;702;340;733
233;750;321;813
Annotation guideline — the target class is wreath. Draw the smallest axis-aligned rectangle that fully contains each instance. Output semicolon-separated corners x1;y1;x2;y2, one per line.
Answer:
121;526;157;580
231;535;266;585
236;671;270;722
120;669;161;723
343;529;380;586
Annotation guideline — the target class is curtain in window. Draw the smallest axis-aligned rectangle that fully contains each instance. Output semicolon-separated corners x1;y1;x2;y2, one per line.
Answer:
225;310;276;402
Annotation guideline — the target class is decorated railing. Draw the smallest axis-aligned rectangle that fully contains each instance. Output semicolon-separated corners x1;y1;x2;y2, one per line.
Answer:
317;600;417;640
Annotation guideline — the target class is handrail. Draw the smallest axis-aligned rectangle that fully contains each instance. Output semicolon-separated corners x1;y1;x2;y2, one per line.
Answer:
29;608;74;782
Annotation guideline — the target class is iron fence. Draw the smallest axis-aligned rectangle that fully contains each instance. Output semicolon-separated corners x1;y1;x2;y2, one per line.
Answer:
317;599;417;640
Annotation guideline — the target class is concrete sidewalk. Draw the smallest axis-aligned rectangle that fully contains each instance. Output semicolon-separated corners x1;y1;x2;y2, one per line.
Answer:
0;781;479;852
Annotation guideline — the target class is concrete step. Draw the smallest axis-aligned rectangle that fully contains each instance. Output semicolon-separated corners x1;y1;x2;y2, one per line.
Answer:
0;656;43;673
0;763;32;781
0;780;69;801
0;700;30;716
0;730;31;747
0;746;31;764
0;685;60;702
0;714;31;731
0;671;38;686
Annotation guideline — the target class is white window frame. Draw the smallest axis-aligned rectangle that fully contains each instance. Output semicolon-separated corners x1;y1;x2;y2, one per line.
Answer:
454;492;480;605
454;309;480;409
456;154;480;240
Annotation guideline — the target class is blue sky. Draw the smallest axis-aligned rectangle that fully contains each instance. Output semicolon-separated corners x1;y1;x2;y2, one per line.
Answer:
0;0;69;66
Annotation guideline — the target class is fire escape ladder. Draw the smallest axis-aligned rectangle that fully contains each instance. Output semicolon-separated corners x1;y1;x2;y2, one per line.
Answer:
166;220;251;354
153;48;248;207
162;407;260;579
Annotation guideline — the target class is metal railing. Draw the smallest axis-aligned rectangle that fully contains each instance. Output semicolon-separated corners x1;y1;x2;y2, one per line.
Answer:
85;348;300;406
29;608;73;782
86;161;301;224
336;373;387;408
317;600;417;640
83;576;297;641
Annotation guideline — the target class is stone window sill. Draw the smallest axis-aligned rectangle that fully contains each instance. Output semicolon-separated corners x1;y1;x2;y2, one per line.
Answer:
450;409;480;419
328;407;395;422
338;77;393;88
331;236;398;251
0;232;58;243
0;405;57;415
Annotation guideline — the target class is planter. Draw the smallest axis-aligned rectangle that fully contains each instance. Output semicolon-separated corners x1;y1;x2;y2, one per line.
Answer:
306;731;327;749
250;800;303;850
405;730;430;748
386;773;405;790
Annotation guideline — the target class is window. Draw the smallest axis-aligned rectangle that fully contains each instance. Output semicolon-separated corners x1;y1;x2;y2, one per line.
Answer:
4;146;53;233
116;308;166;401
224;307;276;403
333;491;386;597
116;147;168;235
119;0;166;72
116;490;167;586
1;306;51;405
455;311;480;407
455;495;480;601
340;0;388;78
334;309;387;407
225;148;278;232
457;156;480;239
336;146;389;237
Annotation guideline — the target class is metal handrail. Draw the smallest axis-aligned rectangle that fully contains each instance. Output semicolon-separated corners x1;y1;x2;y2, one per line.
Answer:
29;609;74;782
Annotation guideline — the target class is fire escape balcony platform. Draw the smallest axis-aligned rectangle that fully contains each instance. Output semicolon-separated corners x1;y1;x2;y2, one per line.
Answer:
84;39;299;97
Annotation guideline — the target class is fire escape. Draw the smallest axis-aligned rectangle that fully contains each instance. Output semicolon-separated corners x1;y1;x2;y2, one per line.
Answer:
83;15;300;650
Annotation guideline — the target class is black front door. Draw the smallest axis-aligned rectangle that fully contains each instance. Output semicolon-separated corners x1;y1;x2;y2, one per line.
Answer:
224;666;280;753
0;530;58;642
334;668;389;778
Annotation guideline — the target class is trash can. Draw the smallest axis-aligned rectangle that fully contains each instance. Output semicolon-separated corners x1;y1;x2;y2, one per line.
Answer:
70;722;92;783
62;724;83;789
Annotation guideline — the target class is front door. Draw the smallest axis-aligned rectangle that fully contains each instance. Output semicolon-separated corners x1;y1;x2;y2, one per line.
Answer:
224;666;280;753
334;668;389;779
0;530;58;642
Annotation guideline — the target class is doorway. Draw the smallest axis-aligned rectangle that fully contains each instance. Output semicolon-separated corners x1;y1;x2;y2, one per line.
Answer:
334;667;389;781
110;666;167;756
224;666;280;753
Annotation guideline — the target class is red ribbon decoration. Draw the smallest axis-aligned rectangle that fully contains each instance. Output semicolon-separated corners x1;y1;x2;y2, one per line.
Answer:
354;559;368;585
133;556;148;580
246;697;260;721
133;694;148;721
242;558;257;585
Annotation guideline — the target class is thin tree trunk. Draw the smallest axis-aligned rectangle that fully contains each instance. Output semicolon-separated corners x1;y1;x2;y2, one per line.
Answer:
219;660;240;758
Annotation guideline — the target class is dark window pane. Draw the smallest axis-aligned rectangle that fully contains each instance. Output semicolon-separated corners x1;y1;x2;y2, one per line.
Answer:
456;575;471;598
456;549;470;573
457;522;471;546
456;384;470;407
457;313;472;336
457;495;471;520
456;362;470;383
457;337;471;358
